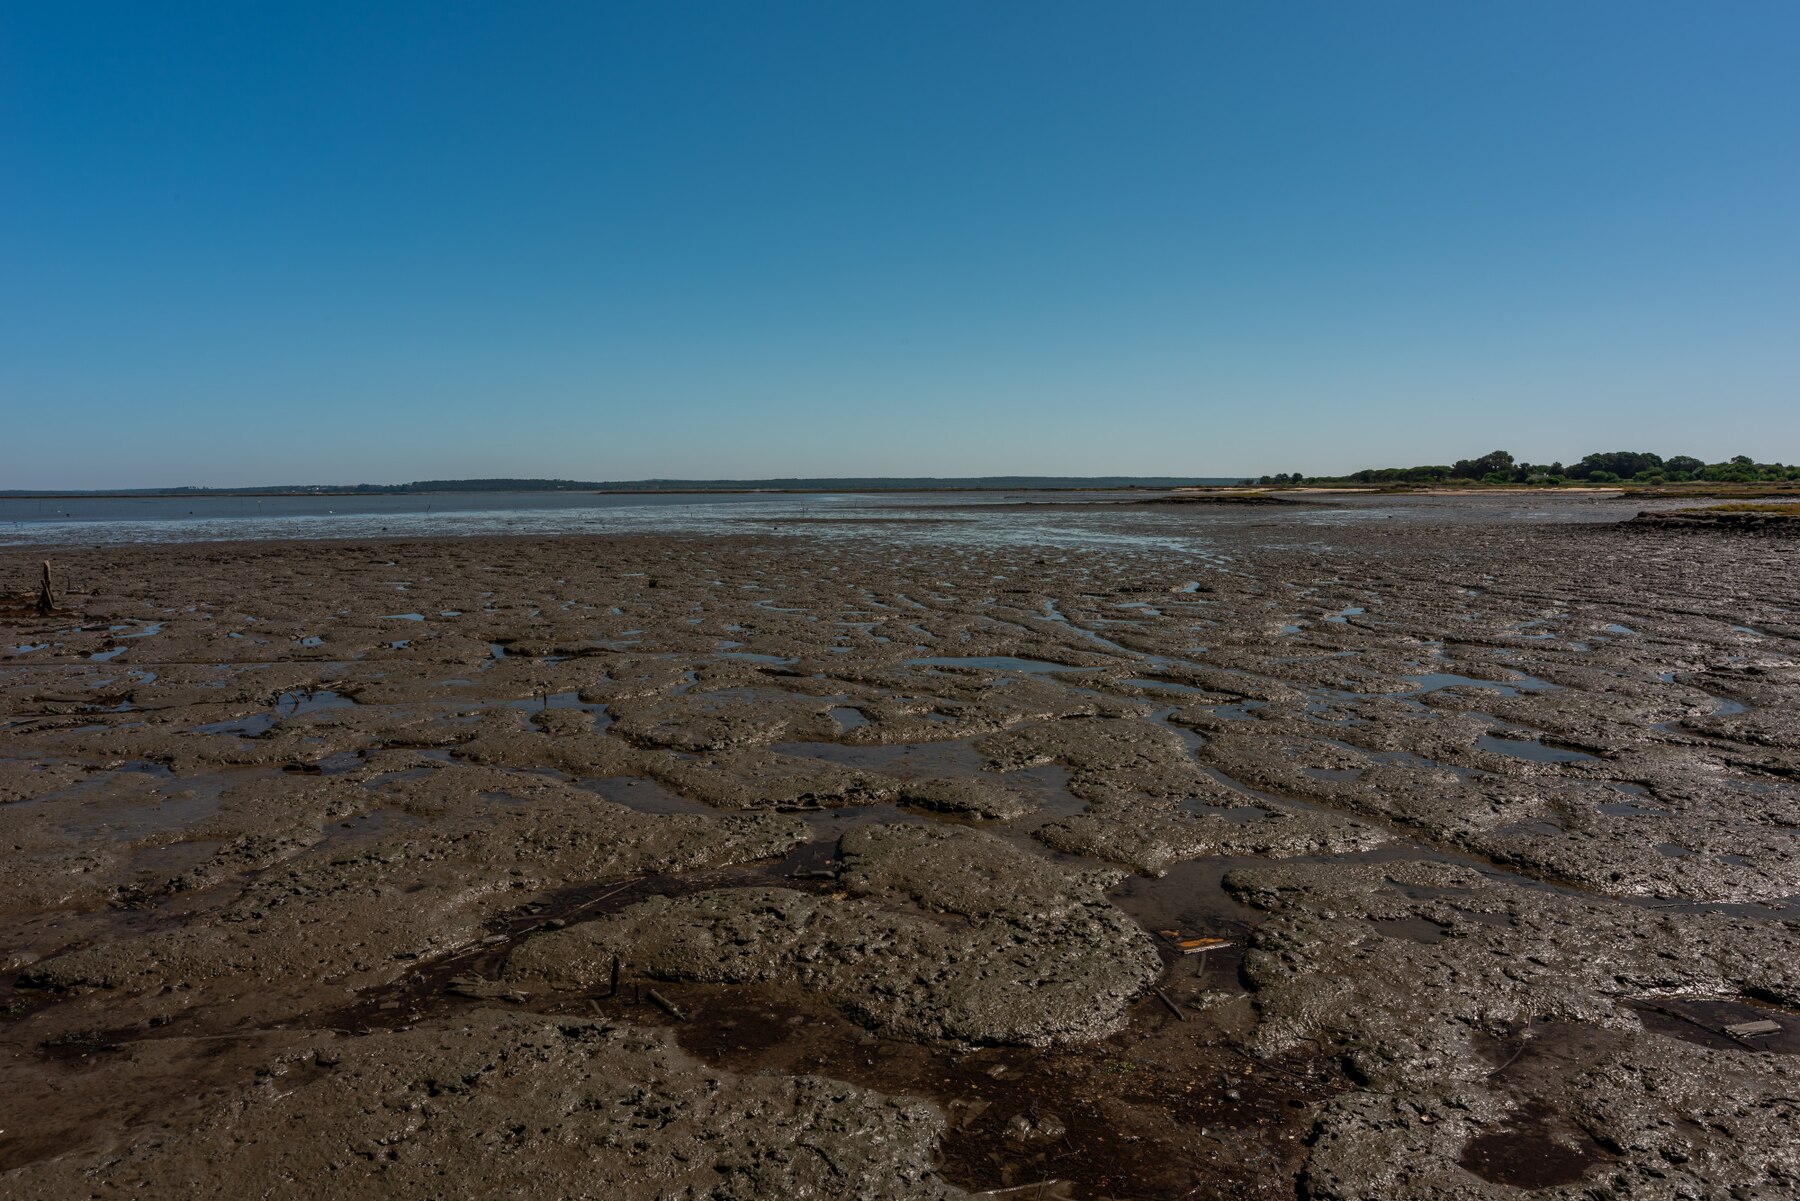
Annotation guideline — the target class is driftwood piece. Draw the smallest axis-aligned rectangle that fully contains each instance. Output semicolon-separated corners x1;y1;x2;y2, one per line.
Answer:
646;988;686;1021
445;974;529;1003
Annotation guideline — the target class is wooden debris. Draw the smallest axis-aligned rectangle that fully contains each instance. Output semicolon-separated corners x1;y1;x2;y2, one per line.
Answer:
446;975;529;1003
646;988;686;1021
36;561;54;616
1154;987;1187;1021
969;1181;1075;1199
1175;937;1232;955
1158;928;1234;955
1724;1019;1781;1039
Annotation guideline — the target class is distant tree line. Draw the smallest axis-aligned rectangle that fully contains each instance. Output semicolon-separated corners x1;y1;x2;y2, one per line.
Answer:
1261;450;1800;487
2;476;1242;498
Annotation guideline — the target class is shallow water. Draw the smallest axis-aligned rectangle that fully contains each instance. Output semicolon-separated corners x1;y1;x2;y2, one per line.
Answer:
908;655;1099;674
1;489;1657;552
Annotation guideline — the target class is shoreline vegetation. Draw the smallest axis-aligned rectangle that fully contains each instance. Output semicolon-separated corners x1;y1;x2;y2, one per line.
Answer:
9;452;1798;501
1253;449;1800;489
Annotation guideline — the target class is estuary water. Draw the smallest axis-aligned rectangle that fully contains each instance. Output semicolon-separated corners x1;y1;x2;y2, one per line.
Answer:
2;490;1207;552
0;489;1644;552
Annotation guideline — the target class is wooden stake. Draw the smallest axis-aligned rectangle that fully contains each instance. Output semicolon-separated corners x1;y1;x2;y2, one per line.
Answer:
36;561;53;616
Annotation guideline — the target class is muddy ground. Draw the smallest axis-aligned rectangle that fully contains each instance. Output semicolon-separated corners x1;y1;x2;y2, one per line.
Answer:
0;496;1795;1199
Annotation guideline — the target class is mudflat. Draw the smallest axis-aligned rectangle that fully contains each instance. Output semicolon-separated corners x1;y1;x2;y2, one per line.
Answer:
1;495;1795;1199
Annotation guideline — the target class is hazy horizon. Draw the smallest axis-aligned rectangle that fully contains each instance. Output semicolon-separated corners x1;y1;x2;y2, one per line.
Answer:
3;473;1255;496
5;3;1798;489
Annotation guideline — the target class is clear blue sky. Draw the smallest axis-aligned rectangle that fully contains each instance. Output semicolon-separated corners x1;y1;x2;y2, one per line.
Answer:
3;2;1797;487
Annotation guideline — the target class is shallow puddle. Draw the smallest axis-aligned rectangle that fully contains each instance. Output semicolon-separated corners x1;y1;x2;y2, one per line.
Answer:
1630;997;1798;1055
1407;670;1556;697
507;691;611;731
1125;677;1211;696
830;705;870;733
1476;734;1596;765
1598;799;1669;817
1209;700;1264;721
1457;1099;1611;1188
907;655;1101;675
1178;797;1269;824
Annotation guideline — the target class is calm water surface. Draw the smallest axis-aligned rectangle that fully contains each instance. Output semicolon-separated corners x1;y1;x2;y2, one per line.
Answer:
0;490;1643;552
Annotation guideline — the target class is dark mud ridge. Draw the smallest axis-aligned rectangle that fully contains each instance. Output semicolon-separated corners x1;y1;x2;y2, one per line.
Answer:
2;493;1797;1199
1626;509;1800;534
1136;492;1313;506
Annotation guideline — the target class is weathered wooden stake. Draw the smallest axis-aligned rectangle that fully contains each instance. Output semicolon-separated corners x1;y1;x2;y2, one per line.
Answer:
36;560;54;616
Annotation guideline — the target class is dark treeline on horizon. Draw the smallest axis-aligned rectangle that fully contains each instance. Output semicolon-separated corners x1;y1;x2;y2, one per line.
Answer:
12;458;1800;498
0;475;1249;498
1261;450;1800;487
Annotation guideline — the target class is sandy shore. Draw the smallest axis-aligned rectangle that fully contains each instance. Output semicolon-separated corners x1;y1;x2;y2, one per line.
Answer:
1;499;1796;1198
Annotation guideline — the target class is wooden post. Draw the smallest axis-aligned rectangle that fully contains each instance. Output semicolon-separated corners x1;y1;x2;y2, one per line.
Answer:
35;561;53;616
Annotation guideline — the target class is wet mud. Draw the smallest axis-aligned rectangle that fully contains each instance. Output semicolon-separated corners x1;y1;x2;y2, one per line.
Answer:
2;493;1797;1198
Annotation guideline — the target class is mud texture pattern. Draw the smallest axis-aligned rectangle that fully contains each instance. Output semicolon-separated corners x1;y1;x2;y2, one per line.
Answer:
2;490;1796;1199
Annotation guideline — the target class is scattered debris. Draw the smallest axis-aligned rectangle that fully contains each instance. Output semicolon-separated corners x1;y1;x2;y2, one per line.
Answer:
1637;1000;1787;1047
445;975;529;1003
646;987;686;1021
1003;1109;1068;1143
1154;987;1187;1021
1158;928;1234;955
970;1183;1075;1200
943;1097;992;1130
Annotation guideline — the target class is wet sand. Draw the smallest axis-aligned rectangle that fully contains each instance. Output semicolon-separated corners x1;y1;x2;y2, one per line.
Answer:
1;496;1795;1198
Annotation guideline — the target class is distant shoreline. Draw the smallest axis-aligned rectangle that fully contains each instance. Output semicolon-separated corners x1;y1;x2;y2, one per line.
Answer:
0;481;1248;500
16;474;1789;500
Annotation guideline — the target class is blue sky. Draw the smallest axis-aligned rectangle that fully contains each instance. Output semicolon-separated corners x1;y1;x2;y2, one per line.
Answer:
3;2;1797;486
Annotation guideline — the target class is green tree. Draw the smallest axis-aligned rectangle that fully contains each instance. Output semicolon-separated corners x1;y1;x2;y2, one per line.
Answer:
1569;451;1663;479
1451;450;1516;479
